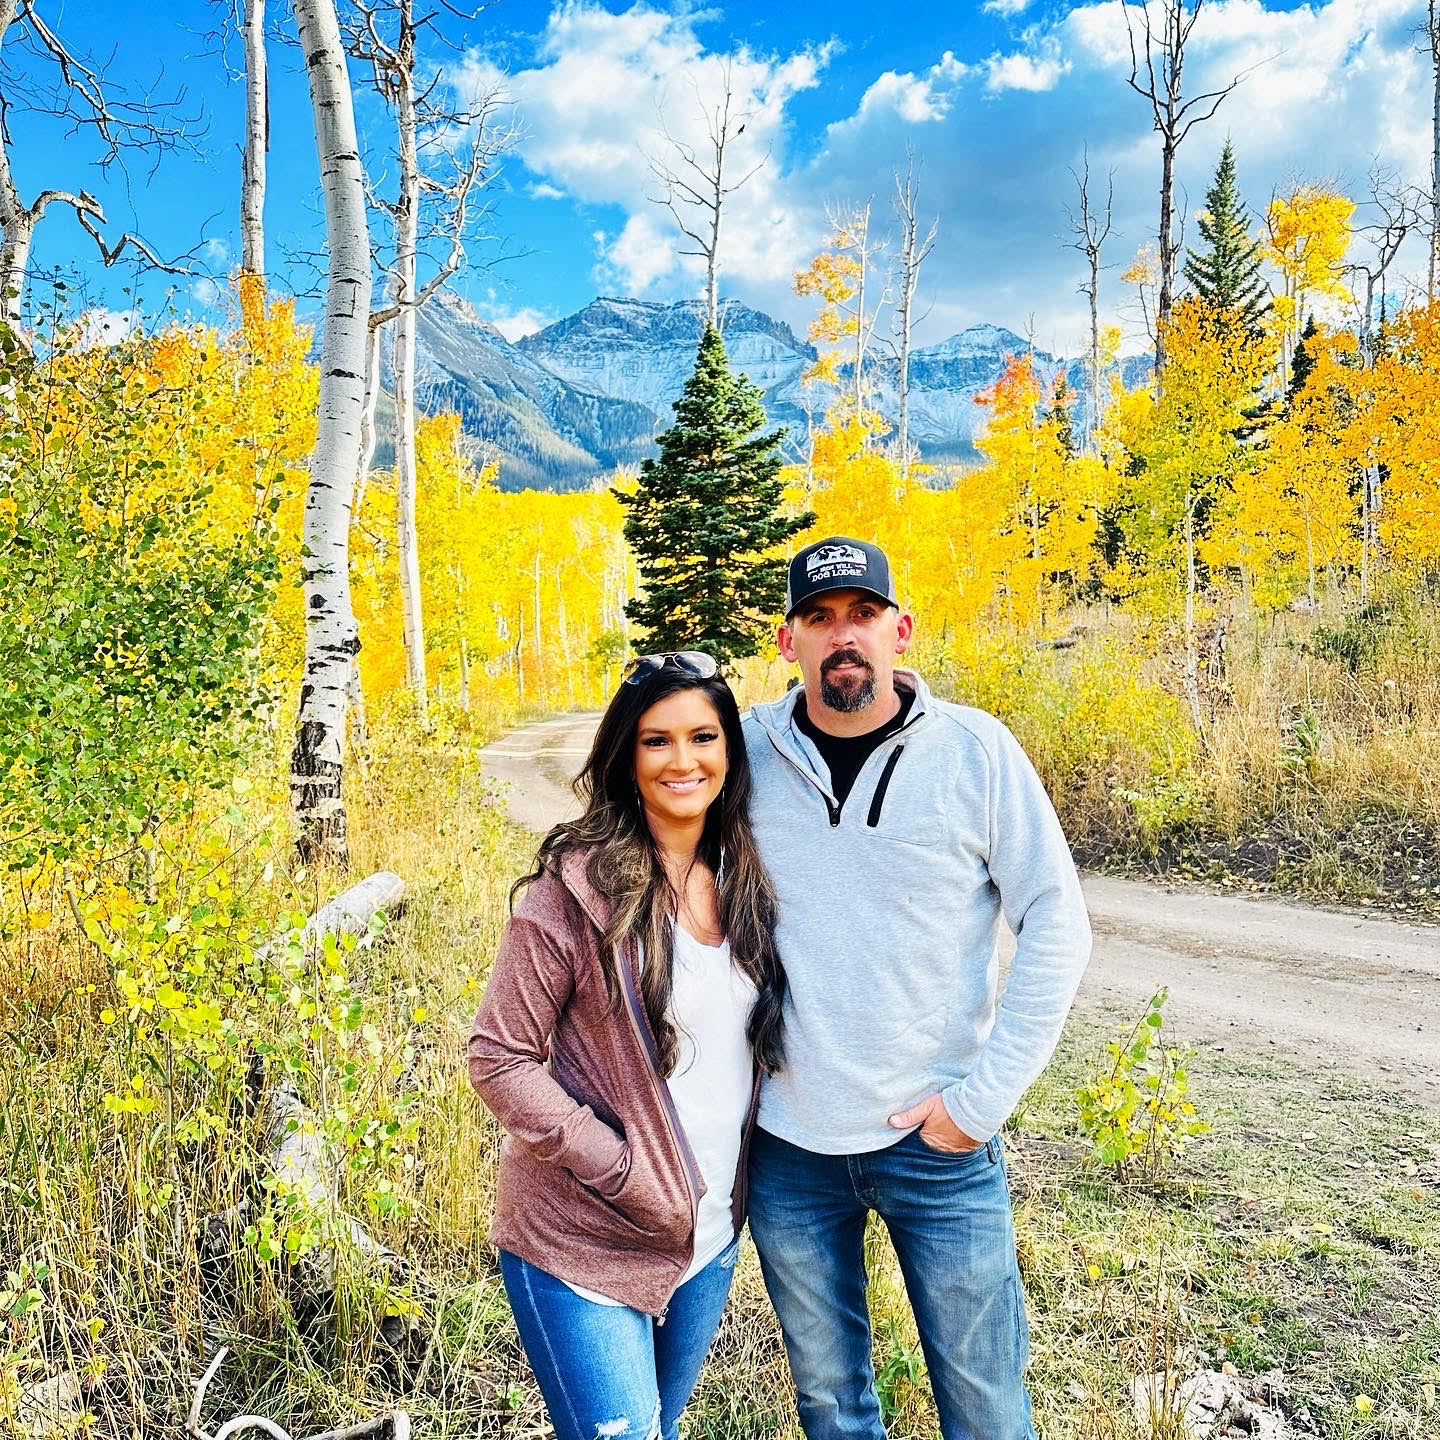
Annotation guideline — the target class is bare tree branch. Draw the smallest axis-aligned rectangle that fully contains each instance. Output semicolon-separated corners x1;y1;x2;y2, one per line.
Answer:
1065;145;1115;453
645;59;766;329
891;149;937;483
0;0;200;329
1121;0;1261;375
1346;158;1423;347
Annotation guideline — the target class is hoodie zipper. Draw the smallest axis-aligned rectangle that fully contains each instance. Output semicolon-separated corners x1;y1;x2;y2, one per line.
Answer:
616;947;701;1322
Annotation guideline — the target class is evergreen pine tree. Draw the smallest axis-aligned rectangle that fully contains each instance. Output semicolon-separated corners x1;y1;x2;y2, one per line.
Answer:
1183;141;1269;333
1286;313;1320;404
621;326;813;667
1044;374;1077;459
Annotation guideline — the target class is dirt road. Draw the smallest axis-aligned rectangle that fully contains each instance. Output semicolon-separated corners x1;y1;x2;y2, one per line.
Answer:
481;713;1440;1109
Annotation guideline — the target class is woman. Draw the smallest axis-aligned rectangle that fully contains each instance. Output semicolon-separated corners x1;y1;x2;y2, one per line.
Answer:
467;650;786;1440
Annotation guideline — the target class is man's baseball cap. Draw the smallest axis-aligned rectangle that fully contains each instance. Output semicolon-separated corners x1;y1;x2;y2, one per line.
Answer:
784;536;899;620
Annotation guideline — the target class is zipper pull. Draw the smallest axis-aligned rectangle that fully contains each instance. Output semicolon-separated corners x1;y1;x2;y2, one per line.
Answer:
655;1305;669;1327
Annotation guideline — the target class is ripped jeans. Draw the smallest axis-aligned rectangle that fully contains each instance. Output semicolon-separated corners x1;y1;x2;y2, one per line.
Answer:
499;1239;739;1440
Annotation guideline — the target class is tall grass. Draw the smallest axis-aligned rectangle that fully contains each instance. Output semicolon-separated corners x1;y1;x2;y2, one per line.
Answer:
945;584;1440;913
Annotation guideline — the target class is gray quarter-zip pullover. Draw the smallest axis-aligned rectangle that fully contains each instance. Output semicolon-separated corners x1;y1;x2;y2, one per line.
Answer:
744;670;1092;1152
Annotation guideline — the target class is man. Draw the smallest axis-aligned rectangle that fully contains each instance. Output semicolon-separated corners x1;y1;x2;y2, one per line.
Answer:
742;535;1092;1440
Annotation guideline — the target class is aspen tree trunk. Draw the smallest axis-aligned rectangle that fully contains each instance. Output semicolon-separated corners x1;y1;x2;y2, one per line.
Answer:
290;0;372;868
558;576;575;708
706;171;720;329
1360;475;1370;603
0;207;32;332
347;665;370;783
893;154;938;483
1088;272;1102;450
1431;0;1439;300
355;322;382;513
0;0;31;330
1182;497;1204;736
457;601;471;714
391;0;428;727
1157;138;1175;377
532;552;543;708
896;308;911;481
241;0;267;279
515;605;525;703
853;207;867;418
1304;513;1316;610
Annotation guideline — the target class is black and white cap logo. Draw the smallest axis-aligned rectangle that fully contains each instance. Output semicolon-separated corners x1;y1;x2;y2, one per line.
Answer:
784;535;898;618
805;542;868;580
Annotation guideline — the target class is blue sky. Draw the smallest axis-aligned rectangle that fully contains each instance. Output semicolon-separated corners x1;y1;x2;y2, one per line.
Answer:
8;0;1435;357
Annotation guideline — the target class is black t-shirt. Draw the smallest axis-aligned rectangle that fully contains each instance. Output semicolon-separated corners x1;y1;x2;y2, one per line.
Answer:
794;687;915;811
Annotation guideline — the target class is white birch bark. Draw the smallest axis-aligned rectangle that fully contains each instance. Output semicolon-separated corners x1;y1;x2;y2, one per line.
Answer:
1067;152;1114;454
355;320;383;514
892;158;936;484
241;0;268;279
1430;0;1439;300
290;0;372;868
391;0;428;726
1;0;42;328
853;202;868;419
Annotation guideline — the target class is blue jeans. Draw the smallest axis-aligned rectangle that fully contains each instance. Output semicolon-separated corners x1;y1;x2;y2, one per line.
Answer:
748;1128;1035;1440
499;1239;739;1440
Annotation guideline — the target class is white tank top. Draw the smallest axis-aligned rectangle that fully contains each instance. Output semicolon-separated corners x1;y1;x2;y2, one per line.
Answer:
565;928;756;1306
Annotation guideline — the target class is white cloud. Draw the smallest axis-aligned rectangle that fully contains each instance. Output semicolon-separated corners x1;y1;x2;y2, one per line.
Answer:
76;307;141;349
842;53;970;126
485;305;557;340
201;237;230;264
191;276;221;306
457;3;830;300
597;212;676;293
984;48;1071;92
983;0;1033;14
528;181;567;200
806;0;1435;350
461;0;1439;356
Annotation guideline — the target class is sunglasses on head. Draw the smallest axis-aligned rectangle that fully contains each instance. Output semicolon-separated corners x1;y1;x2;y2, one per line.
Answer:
622;650;719;686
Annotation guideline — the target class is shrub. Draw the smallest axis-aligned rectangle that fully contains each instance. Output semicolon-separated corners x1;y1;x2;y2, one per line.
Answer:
0;314;282;871
1074;989;1209;1181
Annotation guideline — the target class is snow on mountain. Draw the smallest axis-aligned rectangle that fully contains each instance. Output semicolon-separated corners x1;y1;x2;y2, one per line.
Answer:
407;291;657;491
410;291;1148;489
517;297;813;434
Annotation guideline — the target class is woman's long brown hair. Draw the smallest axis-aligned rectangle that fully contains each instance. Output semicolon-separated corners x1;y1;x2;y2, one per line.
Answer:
512;668;786;1078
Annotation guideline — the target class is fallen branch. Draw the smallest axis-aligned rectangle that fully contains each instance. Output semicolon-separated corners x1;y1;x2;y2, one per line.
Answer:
204;871;407;1284
189;1346;411;1440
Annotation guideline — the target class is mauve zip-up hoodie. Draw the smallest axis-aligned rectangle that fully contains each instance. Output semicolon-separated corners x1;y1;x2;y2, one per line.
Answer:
467;846;761;1316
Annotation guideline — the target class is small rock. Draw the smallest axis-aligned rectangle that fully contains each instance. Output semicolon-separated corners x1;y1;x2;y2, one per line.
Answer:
14;1371;86;1438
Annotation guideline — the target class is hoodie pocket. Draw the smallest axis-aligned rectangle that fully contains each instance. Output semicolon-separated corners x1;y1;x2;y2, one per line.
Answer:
597;1145;689;1241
